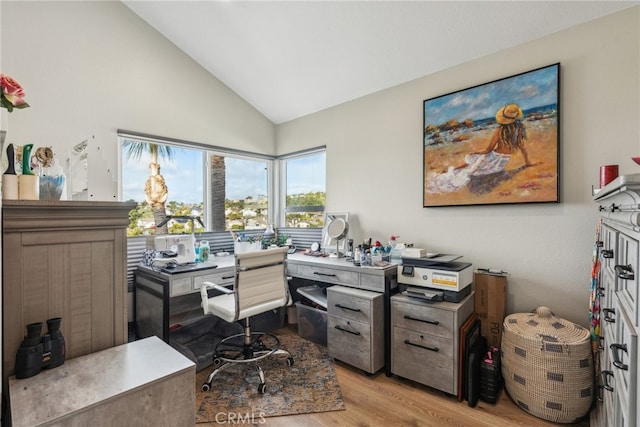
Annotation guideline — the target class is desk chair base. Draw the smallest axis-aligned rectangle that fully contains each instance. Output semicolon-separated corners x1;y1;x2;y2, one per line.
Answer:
201;329;294;394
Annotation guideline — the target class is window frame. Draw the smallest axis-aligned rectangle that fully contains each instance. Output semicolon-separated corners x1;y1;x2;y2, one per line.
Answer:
277;147;326;227
118;130;324;232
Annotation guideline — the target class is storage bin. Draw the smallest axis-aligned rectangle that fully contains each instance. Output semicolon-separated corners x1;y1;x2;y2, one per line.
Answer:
251;306;285;333
295;302;327;346
502;306;593;423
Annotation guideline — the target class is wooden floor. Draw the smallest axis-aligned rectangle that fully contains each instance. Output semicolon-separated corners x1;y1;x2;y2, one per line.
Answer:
262;360;591;427
200;329;591;426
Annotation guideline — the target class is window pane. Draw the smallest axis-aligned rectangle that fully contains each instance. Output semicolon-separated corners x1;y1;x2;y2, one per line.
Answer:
122;139;204;236
285;152;326;227
211;155;269;231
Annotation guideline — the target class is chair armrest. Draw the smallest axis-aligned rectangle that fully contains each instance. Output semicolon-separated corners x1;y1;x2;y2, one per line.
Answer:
200;281;233;315
201;281;233;294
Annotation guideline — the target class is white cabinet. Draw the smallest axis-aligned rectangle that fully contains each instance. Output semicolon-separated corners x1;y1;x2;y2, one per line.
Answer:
593;175;640;426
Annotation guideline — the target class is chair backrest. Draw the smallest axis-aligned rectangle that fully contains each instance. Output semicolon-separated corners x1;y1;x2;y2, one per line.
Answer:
234;246;289;316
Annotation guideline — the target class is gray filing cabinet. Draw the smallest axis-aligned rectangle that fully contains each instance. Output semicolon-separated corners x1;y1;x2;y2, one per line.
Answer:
327;285;384;374
391;292;474;395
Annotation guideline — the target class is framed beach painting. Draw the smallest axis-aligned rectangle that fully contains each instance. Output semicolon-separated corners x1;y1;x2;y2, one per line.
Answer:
423;63;560;207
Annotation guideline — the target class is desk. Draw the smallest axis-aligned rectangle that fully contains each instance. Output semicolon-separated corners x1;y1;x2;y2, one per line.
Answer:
134;252;398;374
135;257;235;341
287;253;398;375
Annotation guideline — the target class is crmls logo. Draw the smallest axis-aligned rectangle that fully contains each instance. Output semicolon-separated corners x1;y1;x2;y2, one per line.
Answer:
215;412;266;424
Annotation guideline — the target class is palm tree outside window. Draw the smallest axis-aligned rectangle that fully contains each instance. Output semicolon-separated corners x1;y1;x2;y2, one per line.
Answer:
120;135;272;236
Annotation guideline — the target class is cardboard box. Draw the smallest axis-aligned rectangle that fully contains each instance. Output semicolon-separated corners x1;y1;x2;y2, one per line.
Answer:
474;271;507;348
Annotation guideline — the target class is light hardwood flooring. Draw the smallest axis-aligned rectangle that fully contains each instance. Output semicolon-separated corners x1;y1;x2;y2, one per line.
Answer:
263;359;591;427
200;329;592;427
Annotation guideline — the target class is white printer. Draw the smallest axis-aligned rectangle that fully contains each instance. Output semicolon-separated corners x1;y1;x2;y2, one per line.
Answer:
397;255;473;302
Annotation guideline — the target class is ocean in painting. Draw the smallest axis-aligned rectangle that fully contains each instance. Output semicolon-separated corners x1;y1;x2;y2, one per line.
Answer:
424;103;558;147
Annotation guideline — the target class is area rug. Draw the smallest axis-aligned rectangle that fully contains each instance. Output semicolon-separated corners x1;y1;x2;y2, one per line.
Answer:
195;329;345;423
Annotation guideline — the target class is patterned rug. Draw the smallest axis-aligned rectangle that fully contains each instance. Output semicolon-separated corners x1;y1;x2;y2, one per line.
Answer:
195;329;345;423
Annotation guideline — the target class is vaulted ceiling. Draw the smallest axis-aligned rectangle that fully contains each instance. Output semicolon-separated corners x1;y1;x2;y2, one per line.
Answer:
124;1;638;124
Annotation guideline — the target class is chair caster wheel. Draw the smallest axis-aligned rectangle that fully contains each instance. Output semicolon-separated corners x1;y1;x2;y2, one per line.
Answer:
258;383;267;394
201;383;211;392
287;357;294;366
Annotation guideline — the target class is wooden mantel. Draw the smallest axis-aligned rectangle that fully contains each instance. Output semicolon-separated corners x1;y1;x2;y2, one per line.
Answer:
2;200;135;232
2;200;136;382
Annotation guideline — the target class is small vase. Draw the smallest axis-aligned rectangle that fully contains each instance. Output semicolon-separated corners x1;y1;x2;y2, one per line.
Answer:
39;175;65;201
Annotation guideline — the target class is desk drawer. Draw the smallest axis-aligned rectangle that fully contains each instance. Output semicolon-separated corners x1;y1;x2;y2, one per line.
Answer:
170;277;193;297
392;326;454;394
328;316;372;372
193;269;235;290
392;299;455;339
289;263;359;287
359;272;388;292
327;286;379;323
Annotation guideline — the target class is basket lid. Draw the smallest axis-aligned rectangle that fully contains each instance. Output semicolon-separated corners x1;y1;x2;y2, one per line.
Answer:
503;306;589;344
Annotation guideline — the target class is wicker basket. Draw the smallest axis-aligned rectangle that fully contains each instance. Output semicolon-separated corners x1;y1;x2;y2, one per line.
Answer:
501;307;593;423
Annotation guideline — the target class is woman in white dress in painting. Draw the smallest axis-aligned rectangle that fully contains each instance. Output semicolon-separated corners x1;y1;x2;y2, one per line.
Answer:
426;103;531;194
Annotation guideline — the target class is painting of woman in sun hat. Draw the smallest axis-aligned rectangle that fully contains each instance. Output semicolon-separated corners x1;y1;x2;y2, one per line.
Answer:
423;63;559;207
426;103;533;194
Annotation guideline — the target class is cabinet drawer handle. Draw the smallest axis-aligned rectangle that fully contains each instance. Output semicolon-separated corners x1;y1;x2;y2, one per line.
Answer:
404;315;439;326
334;325;361;336
600;370;614;392
313;272;337;278
596;240;604;248
222;275;234;280
597;287;605;297
335;304;361;312
614;264;634;281
598;335;604;351
603;308;616;323
404;339;439;352
610;343;628;370
601;249;613;259
600;249;613;258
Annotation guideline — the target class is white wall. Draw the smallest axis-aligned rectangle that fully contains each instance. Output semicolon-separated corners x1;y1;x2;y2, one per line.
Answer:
1;1;276;200
277;7;640;326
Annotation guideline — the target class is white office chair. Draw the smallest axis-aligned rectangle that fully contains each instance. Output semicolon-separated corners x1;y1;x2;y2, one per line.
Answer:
199;246;294;393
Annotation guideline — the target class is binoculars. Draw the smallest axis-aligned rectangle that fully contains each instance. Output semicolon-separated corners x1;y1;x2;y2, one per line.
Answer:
15;318;66;379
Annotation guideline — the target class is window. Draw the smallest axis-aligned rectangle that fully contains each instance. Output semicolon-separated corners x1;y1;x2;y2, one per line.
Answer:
280;150;326;228
213;154;270;232
119;134;273;236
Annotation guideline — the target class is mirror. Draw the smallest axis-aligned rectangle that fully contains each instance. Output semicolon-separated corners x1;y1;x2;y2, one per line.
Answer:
322;212;349;256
